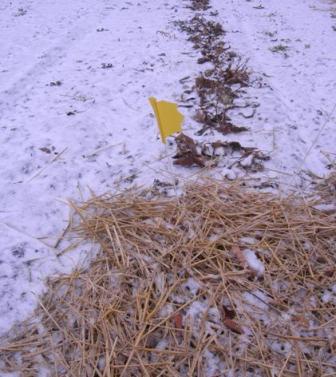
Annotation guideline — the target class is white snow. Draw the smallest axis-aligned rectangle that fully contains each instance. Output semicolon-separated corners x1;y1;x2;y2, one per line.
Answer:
322;285;336;304
203;349;223;377
243;248;265;276
212;0;336;187
240;236;258;245
185;300;209;321
155;339;168;351
242;291;270;311
182;277;201;296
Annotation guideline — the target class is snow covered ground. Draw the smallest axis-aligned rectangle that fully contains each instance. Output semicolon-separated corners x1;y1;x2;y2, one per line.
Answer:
0;0;335;336
213;0;336;186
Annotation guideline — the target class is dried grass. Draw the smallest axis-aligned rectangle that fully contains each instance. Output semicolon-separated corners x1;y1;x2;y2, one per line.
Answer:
317;170;336;204
1;181;336;376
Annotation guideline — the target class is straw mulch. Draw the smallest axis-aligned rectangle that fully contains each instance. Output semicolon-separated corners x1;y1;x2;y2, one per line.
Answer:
1;181;336;376
317;170;336;205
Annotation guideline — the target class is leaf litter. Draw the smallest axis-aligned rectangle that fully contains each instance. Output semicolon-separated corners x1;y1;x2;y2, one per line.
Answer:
176;14;254;137
174;1;269;173
173;133;269;171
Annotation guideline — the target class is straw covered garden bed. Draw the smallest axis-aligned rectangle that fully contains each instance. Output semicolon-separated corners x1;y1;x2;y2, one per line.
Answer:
1;181;336;376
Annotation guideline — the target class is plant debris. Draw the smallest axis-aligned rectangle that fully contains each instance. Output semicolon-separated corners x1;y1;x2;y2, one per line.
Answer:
171;1;271;174
173;133;269;171
1;182;336;376
101;62;114;69
188;0;211;11
49;80;62;87
177;14;254;136
315;168;336;205
173;133;206;167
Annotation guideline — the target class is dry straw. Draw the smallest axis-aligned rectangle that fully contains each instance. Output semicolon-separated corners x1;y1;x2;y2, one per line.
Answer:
1;180;336;376
317;171;336;205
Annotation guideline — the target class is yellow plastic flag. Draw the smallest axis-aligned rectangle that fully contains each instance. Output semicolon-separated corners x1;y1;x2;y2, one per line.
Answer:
149;97;184;143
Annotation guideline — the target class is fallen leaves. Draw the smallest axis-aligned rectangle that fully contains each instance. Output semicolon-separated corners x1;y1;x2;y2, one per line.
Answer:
221;303;243;334
173;133;206;168
177;15;255;137
231;244;247;269
173;313;183;329
173;133;270;171
174;9;271;175
223;318;244;335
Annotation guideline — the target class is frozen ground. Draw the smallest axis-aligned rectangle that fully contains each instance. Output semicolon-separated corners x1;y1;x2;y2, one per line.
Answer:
213;0;336;186
0;0;335;337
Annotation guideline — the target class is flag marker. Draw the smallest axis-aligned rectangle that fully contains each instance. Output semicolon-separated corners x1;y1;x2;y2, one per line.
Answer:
149;97;184;143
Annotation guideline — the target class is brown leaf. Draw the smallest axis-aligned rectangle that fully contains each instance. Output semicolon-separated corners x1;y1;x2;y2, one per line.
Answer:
217;123;248;135
231;245;247;268
174;155;205;168
223;305;236;319
175;133;198;154
174;133;206;167
195;76;217;90
193;110;207;123
173;313;183;329
223;318;243;334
